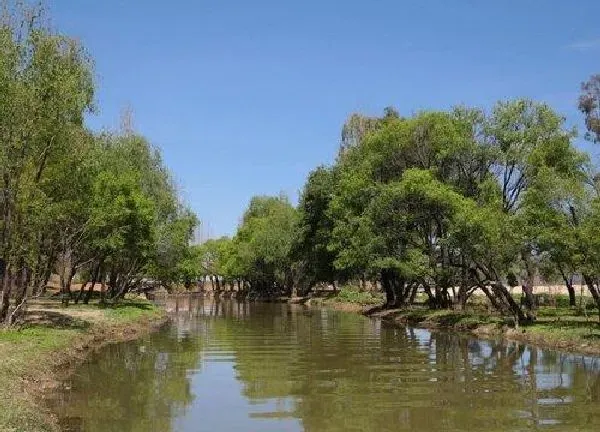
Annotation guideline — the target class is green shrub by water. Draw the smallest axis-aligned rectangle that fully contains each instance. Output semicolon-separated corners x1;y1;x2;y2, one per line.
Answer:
334;286;383;305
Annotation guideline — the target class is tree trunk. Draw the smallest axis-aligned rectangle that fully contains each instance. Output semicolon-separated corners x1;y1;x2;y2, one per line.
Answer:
408;283;419;305
0;265;12;323
479;285;501;313
61;266;76;307
422;283;435;307
99;275;107;305
560;271;576;307
521;257;536;320
38;257;53;297
455;288;469;311
583;274;600;322
493;282;528;324
108;272;119;299
75;280;88;304
7;264;28;325
83;264;101;304
381;269;394;307
521;284;535;316
391;276;407;308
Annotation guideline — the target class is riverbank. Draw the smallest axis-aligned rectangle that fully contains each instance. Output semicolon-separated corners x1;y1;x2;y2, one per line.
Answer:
0;298;167;432
311;294;600;356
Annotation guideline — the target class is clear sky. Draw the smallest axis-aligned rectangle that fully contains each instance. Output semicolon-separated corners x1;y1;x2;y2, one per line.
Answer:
50;0;600;237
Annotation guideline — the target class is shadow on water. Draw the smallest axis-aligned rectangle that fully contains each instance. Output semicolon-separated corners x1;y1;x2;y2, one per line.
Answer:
51;297;600;432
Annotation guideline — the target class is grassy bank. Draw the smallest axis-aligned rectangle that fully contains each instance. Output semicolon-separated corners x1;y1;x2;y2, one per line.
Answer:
314;287;600;356
0;298;166;432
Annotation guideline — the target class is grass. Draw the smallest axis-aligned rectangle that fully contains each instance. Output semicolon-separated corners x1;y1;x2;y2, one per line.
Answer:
101;299;163;322
0;297;165;432
521;307;600;350
322;288;600;355
375;305;600;354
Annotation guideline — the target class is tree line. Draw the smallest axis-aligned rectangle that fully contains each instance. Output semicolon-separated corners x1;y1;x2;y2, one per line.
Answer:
197;74;600;324
2;1;600;327
0;3;197;325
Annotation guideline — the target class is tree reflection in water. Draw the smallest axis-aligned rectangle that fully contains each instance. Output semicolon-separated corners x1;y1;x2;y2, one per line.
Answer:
53;298;600;432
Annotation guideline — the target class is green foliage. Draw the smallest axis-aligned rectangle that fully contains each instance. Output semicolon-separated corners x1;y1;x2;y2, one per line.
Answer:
289;99;600;319
217;96;600;319
293;166;339;290
181;196;298;295
0;2;198;321
233;195;298;294
334;286;383;305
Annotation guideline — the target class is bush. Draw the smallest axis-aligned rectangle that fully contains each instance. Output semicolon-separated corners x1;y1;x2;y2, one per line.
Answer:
335;286;383;305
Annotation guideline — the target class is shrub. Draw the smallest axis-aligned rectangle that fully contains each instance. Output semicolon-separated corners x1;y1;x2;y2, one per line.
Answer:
335;286;383;305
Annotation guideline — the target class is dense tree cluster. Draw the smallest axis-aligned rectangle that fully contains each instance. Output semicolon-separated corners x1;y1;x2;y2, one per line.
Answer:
0;3;197;325
2;2;600;327
212;75;600;324
190;196;297;296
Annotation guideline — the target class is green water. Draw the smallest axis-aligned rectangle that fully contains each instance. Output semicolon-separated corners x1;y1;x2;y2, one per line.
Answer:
52;297;600;431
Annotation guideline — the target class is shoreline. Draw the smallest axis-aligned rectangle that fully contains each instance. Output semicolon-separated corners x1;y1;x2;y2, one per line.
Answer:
6;294;596;431
0;299;168;432
311;297;600;357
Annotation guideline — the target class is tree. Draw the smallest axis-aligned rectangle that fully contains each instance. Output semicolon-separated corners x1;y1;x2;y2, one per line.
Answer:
579;74;600;143
233;195;298;296
0;1;95;322
293;166;338;294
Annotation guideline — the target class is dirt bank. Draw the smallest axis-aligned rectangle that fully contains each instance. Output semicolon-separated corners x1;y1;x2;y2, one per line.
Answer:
0;298;167;432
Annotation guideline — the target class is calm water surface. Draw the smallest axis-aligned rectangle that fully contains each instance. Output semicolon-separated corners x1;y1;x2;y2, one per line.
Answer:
52;297;600;431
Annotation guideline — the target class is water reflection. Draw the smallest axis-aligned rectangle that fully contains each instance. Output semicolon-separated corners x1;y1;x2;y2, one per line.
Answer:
54;297;600;431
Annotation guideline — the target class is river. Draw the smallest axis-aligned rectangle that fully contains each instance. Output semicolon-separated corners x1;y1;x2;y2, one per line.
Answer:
51;297;600;431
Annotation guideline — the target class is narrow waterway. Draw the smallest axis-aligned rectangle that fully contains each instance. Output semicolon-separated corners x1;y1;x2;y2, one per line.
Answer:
52;297;600;431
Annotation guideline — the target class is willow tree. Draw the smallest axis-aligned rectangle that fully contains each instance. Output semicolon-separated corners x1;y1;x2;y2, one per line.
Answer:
0;1;94;322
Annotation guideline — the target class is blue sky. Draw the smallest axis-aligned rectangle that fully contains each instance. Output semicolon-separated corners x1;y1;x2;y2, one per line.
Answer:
50;0;600;237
